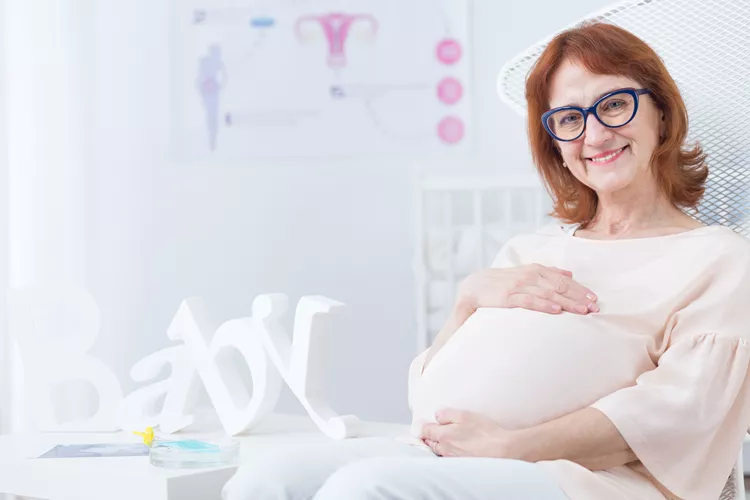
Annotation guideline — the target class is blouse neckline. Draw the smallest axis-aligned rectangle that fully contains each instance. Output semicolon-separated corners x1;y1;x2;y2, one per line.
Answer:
561;223;724;243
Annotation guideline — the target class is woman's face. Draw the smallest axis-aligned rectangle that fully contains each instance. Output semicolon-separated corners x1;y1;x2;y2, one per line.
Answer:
547;59;664;197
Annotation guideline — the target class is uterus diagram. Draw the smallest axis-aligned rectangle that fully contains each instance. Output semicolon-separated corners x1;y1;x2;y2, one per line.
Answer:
295;12;379;69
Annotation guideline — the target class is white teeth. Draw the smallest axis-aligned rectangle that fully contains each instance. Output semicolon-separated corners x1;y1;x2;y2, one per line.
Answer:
590;147;624;162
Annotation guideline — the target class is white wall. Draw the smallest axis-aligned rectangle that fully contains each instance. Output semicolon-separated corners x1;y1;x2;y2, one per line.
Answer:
0;0;9;434
86;0;610;425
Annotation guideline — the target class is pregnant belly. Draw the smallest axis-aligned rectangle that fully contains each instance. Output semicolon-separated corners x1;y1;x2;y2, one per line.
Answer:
411;308;653;432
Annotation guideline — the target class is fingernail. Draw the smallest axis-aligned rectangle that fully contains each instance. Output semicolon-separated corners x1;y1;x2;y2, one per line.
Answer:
577;305;588;314
586;293;597;301
552;304;562;313
588;302;599;313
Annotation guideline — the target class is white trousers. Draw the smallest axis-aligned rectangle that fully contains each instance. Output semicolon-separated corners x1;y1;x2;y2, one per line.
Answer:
222;436;568;500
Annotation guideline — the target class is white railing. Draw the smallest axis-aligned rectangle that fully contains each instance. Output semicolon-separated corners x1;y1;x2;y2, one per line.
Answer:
413;174;551;353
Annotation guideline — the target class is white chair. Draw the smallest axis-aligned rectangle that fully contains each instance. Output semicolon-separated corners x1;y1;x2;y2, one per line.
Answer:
496;0;750;497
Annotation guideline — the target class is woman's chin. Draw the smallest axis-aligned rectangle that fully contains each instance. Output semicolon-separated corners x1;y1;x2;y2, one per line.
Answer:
585;172;636;194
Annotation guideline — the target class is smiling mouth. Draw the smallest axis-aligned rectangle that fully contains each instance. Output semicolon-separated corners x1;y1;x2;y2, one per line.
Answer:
586;146;628;164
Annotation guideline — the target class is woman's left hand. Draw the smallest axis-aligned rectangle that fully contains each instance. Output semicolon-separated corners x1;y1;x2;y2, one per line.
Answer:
420;409;517;458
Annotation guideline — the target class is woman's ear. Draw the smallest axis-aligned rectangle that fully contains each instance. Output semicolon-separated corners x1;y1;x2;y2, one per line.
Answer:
659;110;666;139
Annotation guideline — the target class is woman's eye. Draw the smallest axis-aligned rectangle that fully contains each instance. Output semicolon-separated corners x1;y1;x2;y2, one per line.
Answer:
604;99;625;110
560;114;581;125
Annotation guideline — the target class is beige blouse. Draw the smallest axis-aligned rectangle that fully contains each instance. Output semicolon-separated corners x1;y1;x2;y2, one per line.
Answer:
407;223;750;500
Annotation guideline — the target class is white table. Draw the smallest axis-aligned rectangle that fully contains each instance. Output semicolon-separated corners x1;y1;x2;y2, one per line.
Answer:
0;413;410;500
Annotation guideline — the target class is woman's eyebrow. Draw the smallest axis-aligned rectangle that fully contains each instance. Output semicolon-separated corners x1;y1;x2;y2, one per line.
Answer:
554;87;623;109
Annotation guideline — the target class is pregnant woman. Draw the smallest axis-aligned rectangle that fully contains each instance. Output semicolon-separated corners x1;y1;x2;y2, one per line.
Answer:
223;22;750;500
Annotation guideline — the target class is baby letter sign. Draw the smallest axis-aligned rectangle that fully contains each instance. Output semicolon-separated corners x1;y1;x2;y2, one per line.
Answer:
8;285;362;439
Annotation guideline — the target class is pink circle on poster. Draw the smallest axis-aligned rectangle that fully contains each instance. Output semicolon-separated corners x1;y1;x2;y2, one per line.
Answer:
437;77;463;105
437;116;465;144
436;39;462;65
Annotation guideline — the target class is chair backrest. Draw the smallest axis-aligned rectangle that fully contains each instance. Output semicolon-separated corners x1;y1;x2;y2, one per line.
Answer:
718;460;743;499
496;0;750;237
496;0;750;497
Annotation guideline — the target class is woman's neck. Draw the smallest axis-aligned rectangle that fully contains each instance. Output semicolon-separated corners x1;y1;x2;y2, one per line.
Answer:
580;189;700;238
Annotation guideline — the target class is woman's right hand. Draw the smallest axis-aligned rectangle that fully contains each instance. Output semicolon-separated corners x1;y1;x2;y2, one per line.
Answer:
456;264;599;319
421;264;600;374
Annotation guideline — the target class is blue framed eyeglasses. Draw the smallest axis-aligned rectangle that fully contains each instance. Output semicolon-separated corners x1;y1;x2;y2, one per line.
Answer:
541;88;652;142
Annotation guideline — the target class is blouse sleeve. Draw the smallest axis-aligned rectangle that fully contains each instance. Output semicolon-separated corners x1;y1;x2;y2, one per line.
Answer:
591;240;750;499
490;233;529;268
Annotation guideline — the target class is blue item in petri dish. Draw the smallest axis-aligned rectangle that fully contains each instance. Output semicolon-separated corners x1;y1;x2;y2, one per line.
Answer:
149;439;240;468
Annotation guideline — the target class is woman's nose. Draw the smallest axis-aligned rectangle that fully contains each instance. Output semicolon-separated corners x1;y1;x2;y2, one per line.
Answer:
583;114;614;146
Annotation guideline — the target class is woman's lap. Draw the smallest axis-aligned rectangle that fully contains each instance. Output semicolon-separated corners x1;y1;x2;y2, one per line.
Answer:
315;456;567;500
222;437;432;500
222;437;566;500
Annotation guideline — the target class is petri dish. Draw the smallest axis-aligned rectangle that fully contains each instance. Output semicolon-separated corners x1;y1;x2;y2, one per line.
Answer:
149;438;241;469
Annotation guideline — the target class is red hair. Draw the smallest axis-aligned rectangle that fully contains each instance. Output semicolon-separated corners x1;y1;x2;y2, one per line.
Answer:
525;22;707;224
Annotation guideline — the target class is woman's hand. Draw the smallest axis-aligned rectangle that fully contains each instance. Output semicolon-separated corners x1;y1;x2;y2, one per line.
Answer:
421;408;637;471
421;264;599;375
457;264;599;318
420;409;518;458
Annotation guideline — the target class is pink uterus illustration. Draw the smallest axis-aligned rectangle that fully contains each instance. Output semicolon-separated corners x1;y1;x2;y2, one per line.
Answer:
295;13;379;69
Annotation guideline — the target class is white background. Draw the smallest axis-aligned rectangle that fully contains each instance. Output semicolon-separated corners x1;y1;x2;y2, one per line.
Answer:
0;0;618;432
